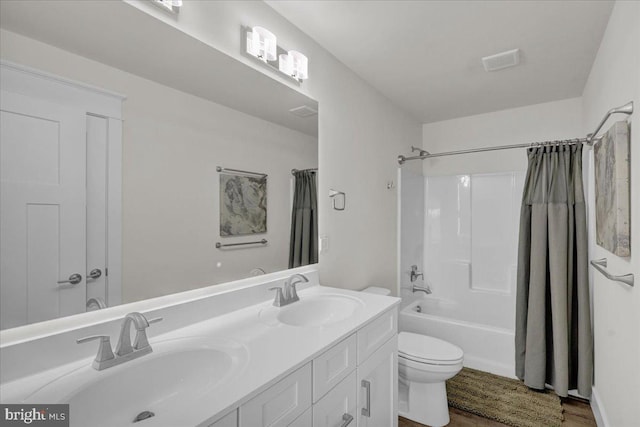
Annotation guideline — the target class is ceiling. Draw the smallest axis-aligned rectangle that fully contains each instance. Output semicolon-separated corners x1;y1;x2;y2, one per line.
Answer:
267;0;614;123
0;1;318;136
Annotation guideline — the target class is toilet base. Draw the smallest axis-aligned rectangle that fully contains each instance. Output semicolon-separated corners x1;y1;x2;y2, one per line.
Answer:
398;379;450;427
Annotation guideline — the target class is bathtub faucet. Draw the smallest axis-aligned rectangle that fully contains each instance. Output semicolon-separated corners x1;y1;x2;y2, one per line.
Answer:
412;284;432;295
410;265;424;282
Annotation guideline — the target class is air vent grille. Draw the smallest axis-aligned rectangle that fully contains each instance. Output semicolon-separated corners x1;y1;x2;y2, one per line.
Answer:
289;105;318;117
482;49;520;72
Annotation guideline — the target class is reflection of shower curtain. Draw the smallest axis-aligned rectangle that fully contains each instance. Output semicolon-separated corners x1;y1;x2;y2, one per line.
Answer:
289;170;318;268
515;144;592;398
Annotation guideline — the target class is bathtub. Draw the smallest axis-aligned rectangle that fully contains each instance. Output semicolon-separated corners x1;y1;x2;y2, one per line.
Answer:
399;299;516;378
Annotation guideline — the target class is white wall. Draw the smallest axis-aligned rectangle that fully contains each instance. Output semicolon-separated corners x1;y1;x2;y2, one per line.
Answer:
421;97;583;176
581;2;640;425
0;30;318;303
123;1;423;294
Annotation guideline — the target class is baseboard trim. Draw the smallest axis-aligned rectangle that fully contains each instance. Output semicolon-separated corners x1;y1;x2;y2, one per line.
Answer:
590;387;610;427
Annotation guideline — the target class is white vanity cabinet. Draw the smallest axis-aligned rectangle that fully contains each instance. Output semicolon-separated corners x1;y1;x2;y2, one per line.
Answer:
228;306;398;427
208;409;238;427
312;370;357;427
239;363;312;427
357;337;398;427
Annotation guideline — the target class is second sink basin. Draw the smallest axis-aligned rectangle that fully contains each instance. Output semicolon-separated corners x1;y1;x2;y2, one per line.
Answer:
260;294;364;327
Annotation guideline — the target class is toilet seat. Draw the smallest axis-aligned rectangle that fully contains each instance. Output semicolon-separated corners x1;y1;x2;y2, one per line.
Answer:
398;332;464;366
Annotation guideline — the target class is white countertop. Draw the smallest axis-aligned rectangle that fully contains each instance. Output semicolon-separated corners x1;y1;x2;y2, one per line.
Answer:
1;285;399;427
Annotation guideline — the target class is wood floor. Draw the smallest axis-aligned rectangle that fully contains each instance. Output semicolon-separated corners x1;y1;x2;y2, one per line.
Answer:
399;397;596;427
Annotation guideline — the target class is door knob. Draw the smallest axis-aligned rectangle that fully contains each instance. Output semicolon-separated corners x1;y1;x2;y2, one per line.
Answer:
57;273;82;286
88;268;102;280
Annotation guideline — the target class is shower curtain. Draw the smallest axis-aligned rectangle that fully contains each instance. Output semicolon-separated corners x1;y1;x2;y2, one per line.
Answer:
515;144;593;398
289;170;318;268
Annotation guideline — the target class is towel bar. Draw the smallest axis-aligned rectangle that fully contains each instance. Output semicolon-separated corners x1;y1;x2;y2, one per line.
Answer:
216;239;267;249
590;258;634;287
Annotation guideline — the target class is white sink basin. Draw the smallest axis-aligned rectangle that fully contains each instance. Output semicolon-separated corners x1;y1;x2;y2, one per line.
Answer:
260;294;364;327
25;336;248;427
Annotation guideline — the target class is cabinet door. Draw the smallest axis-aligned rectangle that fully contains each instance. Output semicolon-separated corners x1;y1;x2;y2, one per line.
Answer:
288;407;312;427
357;335;398;427
312;371;357;427
313;333;357;402
240;363;312;427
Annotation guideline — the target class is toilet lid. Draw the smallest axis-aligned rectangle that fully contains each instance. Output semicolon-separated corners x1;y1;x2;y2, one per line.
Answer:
398;332;463;364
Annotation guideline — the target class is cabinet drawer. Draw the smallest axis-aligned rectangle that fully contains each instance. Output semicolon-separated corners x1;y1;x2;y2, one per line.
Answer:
312;370;357;427
208;409;237;427
312;334;357;402
357;308;397;364
240;363;312;427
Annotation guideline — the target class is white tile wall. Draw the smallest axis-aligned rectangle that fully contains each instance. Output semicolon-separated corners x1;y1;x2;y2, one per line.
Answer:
422;172;524;330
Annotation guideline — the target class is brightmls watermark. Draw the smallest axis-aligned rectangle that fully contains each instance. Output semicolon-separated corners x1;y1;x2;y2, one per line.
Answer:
1;405;69;426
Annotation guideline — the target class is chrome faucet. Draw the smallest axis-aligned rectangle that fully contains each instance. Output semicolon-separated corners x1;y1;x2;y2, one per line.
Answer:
77;312;162;370
270;273;309;307
412;284;432;295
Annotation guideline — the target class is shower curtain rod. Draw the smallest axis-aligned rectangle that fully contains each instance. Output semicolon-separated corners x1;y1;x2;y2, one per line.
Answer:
397;101;633;165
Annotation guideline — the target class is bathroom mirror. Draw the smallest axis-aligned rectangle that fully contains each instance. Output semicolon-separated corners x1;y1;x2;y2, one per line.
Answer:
0;1;318;330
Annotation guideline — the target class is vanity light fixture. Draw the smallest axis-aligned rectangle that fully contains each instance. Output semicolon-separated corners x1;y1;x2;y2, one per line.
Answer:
247;27;278;62
244;26;309;83
151;0;182;13
279;51;308;80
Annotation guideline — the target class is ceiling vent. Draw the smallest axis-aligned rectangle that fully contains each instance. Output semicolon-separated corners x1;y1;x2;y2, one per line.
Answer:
482;49;520;72
289;105;318;117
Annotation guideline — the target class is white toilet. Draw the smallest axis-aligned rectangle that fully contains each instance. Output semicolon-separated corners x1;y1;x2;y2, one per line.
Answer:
397;332;463;426
362;287;464;427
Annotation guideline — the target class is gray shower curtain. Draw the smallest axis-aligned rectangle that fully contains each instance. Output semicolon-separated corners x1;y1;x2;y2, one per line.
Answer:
515;144;593;398
289;170;318;268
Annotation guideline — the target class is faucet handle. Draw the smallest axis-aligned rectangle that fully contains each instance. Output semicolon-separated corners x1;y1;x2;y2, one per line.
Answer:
269;287;285;307
77;335;115;363
133;317;162;350
289;282;300;303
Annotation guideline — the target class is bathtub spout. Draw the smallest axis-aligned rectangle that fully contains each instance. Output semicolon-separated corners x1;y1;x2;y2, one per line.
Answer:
412;284;432;295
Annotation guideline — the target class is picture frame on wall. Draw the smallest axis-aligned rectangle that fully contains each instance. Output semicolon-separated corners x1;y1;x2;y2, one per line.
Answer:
219;173;267;236
594;121;631;257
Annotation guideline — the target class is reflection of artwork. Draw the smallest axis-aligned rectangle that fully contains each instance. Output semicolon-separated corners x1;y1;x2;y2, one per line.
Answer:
220;174;267;236
594;121;630;257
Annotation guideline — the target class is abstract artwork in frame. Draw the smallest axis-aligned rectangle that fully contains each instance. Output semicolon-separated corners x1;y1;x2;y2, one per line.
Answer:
594;121;630;257
219;173;267;236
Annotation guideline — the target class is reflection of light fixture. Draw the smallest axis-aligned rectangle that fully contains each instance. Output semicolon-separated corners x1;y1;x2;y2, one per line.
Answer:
247;27;277;62
151;0;182;12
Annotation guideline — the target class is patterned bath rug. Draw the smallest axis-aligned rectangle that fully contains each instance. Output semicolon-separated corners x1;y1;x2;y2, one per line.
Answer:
446;367;564;427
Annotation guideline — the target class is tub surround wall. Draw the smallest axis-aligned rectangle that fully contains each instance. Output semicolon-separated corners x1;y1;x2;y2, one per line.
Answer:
0;30;318;303
581;1;640;425
421;172;523;330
